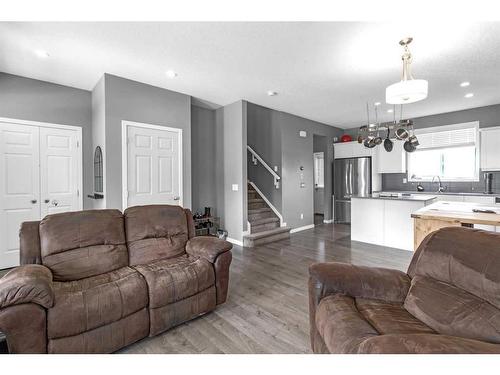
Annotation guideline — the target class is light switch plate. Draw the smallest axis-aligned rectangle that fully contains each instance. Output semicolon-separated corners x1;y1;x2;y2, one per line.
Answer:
299;130;307;138
403;178;407;183
232;184;239;191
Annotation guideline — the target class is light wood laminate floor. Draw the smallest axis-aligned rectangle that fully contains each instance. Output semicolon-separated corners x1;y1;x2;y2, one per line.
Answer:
120;223;413;354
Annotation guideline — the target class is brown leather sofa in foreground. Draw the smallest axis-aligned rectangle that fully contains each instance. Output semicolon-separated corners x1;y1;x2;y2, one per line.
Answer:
0;205;232;353
309;227;500;354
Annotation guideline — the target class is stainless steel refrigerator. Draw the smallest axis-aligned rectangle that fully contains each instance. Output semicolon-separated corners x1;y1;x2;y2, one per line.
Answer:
334;157;372;223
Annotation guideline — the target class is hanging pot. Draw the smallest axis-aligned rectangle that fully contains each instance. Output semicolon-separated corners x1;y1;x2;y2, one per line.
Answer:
404;139;416;152
407;123;419;148
384;125;393;152
363;136;376;148
395;125;409;140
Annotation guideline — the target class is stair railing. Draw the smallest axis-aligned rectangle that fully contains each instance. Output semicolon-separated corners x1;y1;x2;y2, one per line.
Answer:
247;145;280;189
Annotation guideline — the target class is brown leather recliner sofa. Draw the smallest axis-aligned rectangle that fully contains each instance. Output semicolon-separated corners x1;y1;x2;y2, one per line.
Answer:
309;227;500;354
0;205;232;353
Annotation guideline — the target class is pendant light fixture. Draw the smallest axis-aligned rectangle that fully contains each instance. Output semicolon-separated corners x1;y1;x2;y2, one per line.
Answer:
386;37;428;104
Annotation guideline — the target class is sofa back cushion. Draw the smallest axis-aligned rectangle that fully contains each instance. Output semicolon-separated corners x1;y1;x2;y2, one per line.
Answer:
39;209;128;281
124;205;189;266
406;227;500;342
404;275;500;343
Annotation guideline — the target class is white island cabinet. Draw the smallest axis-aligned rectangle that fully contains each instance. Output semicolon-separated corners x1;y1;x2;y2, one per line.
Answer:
351;195;436;251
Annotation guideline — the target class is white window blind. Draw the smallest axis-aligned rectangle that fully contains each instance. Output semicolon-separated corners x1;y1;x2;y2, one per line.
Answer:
408;122;480;181
415;122;478;150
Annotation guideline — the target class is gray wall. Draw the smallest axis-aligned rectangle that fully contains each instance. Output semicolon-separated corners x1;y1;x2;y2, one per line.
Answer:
191;105;216;215
222;100;248;241
91;76;106;209
246;102;342;229
104;74;192;210
247;103;282;211
380;104;500;193
0;72;93;209
280;112;342;228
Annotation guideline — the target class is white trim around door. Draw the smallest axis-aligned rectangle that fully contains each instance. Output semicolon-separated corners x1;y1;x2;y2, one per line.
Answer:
121;120;183;211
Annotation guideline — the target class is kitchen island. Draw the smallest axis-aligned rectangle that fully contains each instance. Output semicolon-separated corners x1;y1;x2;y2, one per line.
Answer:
351;193;436;251
412;201;500;250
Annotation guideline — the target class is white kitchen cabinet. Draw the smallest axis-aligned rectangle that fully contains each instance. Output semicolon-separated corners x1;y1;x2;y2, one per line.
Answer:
351;197;433;251
480;127;500;171
334;141;371;159
376;141;406;173
351;198;385;247
383;200;427;251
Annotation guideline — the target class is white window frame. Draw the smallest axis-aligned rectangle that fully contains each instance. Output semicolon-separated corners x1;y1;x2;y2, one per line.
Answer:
408;121;480;182
313;152;325;188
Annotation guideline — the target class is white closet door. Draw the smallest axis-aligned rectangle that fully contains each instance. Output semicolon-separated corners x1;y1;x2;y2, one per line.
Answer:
126;125;181;208
0;123;40;269
39;126;81;217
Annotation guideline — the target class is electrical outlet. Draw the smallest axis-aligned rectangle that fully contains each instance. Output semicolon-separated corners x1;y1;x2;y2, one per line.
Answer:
231;184;239;191
403;178;407;183
300;213;304;219
274;166;278;172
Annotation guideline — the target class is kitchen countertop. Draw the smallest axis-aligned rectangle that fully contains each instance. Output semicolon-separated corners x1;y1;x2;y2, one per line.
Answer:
412;201;500;225
378;190;500;197
352;193;437;202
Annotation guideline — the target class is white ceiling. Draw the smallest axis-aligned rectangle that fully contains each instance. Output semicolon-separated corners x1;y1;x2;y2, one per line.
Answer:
1;22;500;129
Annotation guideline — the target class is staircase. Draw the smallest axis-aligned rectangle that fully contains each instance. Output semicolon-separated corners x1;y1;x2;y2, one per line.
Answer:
243;183;290;247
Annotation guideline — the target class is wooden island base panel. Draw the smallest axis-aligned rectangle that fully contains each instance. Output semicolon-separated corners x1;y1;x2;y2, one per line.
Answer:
412;201;500;250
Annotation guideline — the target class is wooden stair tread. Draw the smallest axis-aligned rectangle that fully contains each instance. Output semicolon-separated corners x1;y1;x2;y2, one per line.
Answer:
248;207;272;214
249;217;280;225
244;226;290;240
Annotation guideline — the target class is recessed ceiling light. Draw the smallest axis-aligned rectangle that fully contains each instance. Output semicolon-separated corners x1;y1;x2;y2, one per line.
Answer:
374;102;381;106
460;81;470;87
165;70;178;78
464;93;474;98
387;109;394;113
267;91;278;96
34;49;50;58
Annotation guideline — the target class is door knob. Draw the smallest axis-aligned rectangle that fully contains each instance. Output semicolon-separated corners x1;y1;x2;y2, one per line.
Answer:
52;200;59;206
173;196;180;201
31;199;37;204
44;199;50;203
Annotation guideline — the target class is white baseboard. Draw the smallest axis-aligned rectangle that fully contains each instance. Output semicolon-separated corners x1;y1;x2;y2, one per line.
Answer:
290;224;315;233
226;237;243;246
323;219;334;224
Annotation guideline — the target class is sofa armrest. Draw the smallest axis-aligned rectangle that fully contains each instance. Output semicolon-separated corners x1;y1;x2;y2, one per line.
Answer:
185;236;232;263
309;262;411;304
0;265;54;310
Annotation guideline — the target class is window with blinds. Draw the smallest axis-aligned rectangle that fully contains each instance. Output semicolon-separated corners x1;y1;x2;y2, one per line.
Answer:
408;122;479;181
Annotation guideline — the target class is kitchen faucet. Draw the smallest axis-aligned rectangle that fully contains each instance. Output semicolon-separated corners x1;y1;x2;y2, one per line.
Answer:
432;176;447;193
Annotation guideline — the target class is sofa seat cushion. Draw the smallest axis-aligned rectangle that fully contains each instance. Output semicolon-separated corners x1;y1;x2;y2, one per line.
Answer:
48;267;148;339
133;255;215;308
356;298;435;335
316;294;437;353
404;275;500;344
356;333;500;354
316;294;378;353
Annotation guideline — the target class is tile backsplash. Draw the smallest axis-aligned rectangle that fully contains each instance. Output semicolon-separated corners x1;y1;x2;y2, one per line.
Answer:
382;171;500;194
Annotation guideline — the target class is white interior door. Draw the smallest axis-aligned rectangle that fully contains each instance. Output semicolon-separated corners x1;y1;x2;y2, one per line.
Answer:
40;126;81;217
0;119;82;269
126;124;181;208
0;123;40;269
